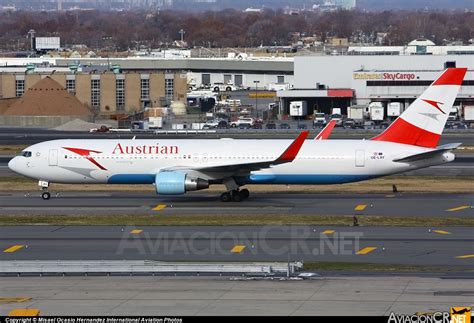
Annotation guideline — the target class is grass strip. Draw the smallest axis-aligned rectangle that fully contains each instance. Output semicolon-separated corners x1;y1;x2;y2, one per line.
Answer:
0;214;473;226
302;262;472;272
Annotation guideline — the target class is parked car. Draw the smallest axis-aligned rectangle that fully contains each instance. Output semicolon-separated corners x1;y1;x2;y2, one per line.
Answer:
446;121;468;129
202;119;221;129
217;120;229;129
342;119;356;129
230;117;255;128
265;123;277;129
297;123;308;130
279;123;291;129
313;119;326;129
252;123;263;129
238;123;252;129
363;121;376;130
90;125;110;133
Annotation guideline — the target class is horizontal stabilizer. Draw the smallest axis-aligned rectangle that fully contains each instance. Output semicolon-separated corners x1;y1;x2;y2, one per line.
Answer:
393;143;461;163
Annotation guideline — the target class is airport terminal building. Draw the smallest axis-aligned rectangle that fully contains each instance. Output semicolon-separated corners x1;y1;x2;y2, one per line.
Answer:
278;54;474;116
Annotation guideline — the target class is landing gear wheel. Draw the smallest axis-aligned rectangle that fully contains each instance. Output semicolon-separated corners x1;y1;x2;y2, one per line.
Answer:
240;189;250;199
220;192;231;202
42;192;51;200
231;190;242;202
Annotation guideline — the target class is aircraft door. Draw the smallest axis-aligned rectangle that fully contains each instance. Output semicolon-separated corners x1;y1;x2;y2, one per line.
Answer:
49;149;58;166
355;150;365;167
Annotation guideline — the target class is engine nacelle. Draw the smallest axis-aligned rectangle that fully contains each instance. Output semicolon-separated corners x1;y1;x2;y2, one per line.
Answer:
155;172;209;195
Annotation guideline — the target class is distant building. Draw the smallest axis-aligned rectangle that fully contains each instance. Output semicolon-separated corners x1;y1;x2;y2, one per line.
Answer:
0;70;188;119
0;76;93;127
35;37;61;52
336;0;356;9
314;0;356;11
278;55;473;117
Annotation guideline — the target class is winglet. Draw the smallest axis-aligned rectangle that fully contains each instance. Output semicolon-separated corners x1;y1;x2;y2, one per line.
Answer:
315;120;337;140
277;131;309;162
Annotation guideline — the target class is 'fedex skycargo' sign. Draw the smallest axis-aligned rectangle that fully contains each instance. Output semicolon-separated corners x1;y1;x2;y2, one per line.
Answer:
353;72;417;81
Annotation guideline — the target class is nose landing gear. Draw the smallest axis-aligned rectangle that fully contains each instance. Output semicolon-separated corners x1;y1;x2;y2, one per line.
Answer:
39;180;50;200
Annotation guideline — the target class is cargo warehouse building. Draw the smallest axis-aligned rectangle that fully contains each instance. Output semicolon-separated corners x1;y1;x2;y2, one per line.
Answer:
0;70;188;116
277;54;474;117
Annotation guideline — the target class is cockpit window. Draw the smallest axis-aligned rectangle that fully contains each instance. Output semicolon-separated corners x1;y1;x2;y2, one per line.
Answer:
21;151;32;158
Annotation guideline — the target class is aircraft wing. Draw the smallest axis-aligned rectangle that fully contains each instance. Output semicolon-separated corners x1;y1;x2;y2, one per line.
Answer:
165;131;309;175
315;120;337;140
393;143;462;163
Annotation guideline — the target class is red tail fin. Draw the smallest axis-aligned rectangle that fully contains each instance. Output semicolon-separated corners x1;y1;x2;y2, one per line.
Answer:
371;68;467;148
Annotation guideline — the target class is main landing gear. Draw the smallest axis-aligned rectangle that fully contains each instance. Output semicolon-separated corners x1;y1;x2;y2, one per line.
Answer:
220;188;250;202
39;180;50;200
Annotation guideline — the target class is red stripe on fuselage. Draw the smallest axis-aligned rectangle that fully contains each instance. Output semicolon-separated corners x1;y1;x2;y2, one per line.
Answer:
63;147;107;170
371;118;440;148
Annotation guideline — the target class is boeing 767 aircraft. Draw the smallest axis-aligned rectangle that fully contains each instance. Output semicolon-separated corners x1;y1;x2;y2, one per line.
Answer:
8;68;467;202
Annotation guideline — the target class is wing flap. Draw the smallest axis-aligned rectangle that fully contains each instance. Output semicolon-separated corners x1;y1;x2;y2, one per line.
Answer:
164;131;309;174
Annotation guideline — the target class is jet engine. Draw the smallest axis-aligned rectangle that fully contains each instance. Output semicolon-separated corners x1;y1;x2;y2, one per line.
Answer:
155;172;209;195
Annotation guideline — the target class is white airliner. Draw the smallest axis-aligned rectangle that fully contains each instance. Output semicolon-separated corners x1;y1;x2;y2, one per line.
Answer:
8;68;467;202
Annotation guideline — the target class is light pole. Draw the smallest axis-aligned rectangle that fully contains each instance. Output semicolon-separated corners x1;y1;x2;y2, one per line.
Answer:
178;29;185;43
253;80;260;120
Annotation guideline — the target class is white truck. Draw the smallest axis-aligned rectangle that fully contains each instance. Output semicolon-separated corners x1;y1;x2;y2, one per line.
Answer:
368;102;385;122
462;105;474;125
330;108;343;127
313;112;326;127
289;101;308;117
448;106;460;121
387;102;404;118
212;83;237;92
268;83;290;91
148;117;163;129
347;105;365;121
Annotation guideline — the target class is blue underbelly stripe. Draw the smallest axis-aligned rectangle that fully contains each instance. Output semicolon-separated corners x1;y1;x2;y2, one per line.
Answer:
108;174;155;184
108;174;376;185
245;174;376;184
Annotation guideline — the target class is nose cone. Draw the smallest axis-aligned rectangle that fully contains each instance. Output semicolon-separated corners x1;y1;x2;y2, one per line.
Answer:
8;157;19;174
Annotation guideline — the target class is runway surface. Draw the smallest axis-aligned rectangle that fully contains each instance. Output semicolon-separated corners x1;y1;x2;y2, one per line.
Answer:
1;225;473;267
1;276;474;316
0;191;472;218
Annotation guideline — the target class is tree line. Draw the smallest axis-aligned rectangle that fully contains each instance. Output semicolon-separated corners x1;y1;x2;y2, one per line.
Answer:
0;9;472;52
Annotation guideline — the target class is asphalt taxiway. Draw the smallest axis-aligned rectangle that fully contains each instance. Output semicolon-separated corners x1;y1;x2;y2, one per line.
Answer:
1;225;473;267
1;126;473;145
1;275;473;316
0;191;472;218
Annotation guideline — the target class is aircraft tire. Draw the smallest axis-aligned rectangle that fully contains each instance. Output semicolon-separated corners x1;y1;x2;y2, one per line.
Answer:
220;192;231;202
231;190;242;202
